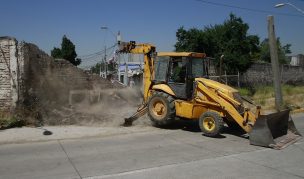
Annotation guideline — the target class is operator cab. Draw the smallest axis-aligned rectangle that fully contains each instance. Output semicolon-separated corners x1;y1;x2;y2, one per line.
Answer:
154;52;208;99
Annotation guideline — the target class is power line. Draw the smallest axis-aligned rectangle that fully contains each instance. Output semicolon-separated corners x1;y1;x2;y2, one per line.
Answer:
195;0;304;18
78;43;117;59
78;44;116;59
80;44;118;68
78;50;104;58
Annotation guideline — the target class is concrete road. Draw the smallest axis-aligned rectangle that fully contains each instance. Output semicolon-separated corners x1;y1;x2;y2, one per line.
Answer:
0;114;303;179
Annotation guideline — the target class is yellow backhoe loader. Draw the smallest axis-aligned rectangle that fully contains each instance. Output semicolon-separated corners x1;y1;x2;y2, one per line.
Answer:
118;41;301;149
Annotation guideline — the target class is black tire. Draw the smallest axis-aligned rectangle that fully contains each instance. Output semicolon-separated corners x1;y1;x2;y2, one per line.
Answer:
148;91;175;127
199;111;224;137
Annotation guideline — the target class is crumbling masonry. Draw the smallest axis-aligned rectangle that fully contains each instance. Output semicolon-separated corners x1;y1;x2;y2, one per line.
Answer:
0;36;118;119
0;37;22;114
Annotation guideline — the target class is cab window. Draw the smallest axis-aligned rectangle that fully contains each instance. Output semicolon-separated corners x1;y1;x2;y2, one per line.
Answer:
169;57;187;83
154;56;169;82
192;58;208;78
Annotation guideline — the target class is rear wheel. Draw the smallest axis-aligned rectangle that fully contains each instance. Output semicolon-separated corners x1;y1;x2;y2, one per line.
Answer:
199;111;224;137
148;92;175;127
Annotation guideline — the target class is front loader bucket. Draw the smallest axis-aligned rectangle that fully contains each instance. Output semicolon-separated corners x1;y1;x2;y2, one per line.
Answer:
249;110;302;150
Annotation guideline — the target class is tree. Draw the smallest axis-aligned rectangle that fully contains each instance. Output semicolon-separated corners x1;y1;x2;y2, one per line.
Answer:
90;63;102;74
175;14;260;73
51;35;81;66
51;47;62;58
90;61;117;74
259;38;291;64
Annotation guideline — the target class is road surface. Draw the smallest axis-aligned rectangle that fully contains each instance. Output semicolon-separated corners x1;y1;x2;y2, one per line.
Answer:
0;113;303;179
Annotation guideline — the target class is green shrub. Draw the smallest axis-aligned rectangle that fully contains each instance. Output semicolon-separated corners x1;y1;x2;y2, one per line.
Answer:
237;87;252;96
253;86;274;99
0;115;25;129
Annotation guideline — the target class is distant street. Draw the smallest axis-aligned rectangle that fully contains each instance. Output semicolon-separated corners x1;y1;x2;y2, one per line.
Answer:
0;113;303;179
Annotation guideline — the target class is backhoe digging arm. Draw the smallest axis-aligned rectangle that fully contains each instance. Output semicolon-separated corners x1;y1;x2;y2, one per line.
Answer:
117;41;156;126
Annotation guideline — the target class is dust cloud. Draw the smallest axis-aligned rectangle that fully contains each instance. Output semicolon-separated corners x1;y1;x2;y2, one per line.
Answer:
42;86;151;127
22;51;150;127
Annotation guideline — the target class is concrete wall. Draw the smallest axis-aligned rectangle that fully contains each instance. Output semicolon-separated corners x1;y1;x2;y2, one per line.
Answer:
241;63;304;87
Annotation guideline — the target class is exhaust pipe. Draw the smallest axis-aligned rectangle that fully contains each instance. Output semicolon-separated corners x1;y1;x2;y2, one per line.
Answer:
249;110;302;150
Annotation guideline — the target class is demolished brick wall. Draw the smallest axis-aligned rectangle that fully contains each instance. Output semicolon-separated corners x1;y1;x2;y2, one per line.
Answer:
22;43;121;125
0;38;12;113
0;37;21;115
0;37;121;124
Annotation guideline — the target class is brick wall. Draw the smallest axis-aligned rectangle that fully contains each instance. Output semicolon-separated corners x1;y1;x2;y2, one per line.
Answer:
241;63;304;86
0;37;19;113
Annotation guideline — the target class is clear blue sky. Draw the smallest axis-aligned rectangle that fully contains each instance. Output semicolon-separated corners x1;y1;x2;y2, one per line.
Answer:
1;0;304;67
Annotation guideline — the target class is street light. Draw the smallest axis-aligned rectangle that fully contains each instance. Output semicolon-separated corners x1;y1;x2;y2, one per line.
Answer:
101;26;119;39
274;2;304;15
100;26;122;81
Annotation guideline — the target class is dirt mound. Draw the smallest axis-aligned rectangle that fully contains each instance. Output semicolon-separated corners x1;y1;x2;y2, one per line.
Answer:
44;87;150;127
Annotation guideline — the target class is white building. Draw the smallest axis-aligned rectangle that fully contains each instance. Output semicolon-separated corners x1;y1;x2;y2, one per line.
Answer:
290;54;304;67
118;62;143;86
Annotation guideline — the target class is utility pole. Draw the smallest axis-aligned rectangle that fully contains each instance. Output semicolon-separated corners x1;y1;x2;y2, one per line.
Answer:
101;26;108;79
117;31;122;82
99;59;102;77
104;45;107;79
268;15;283;111
220;55;224;77
124;62;128;86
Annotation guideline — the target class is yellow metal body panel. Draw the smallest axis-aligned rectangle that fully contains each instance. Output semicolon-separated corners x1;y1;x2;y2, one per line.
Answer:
119;42;154;54
174;100;223;119
152;84;176;97
175;100;194;119
195;78;238;99
175;99;228;120
192;105;208;118
143;54;153;102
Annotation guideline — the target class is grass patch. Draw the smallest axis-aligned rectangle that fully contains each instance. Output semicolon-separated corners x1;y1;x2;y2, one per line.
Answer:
282;85;304;96
237;87;252;96
253;86;275;99
238;85;304;110
0;113;25;129
248;85;304;100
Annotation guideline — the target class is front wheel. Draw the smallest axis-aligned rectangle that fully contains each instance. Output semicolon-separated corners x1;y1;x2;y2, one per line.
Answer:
199;111;224;137
148;92;175;127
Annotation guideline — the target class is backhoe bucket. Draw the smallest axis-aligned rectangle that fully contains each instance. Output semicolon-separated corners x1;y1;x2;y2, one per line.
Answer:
249;110;302;150
123;103;148;126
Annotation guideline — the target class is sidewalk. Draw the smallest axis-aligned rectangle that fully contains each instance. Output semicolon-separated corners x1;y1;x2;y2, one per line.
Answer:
1;112;303;145
0;125;159;144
